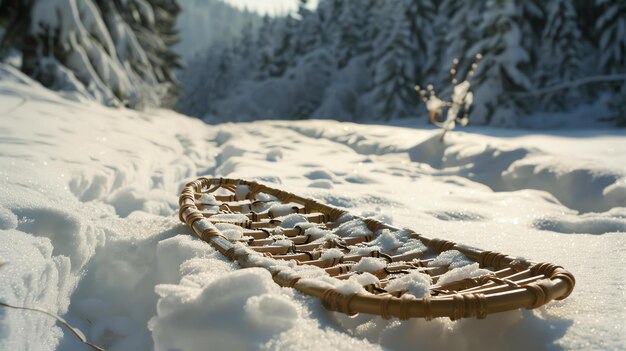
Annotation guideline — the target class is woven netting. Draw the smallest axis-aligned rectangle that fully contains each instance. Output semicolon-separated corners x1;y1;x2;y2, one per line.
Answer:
179;177;575;320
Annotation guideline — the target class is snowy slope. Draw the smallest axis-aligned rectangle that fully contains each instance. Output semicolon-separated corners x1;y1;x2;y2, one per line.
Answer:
1;67;625;350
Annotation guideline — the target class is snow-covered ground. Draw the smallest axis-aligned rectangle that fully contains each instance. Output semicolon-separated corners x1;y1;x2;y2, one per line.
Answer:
1;67;625;350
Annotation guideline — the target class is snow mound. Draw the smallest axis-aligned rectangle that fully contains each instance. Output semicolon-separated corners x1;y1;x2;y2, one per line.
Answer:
533;208;626;234
1;77;625;350
436;263;492;286
385;272;431;298
150;268;299;350
352;257;387;273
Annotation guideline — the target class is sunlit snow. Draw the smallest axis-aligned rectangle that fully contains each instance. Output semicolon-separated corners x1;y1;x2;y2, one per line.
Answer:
0;66;625;350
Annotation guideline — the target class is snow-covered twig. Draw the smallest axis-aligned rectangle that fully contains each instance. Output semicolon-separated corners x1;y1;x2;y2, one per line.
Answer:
415;54;481;141
0;302;105;351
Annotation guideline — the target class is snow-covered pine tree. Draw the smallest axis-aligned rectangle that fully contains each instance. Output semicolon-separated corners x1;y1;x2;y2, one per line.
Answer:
571;1;601;78
333;0;360;68
108;0;182;107
12;0;180;108
294;0;317;50
369;1;415;119
0;0;30;60
357;0;383;56
290;0;324;58
440;0;483;83
176;42;237;117
255;15;277;80
23;0;136;105
332;0;376;68
232;21;259;78
292;49;336;118
316;0;343;45
516;0;545;112
537;0;584;110
145;0;182;105
175;0;261;63
469;0;532;126
175;50;211;117
264;15;299;78
595;0;626;74
405;0;438;83
517;0;544;66
595;1;626;125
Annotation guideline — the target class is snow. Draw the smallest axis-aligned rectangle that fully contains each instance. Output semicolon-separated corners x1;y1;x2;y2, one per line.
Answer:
352;257;387;274
151;268;302;351
334;219;373;238
319;248;344;261
352;272;380;287
436;263;492;286
385;272;432;298
370;229;410;253
214;223;244;241
268;203;298;217
304;227;332;241
429;250;474;269
279;214;308;228
1;70;626;350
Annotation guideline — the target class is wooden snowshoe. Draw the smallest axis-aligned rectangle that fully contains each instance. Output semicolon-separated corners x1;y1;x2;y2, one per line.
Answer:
179;177;575;320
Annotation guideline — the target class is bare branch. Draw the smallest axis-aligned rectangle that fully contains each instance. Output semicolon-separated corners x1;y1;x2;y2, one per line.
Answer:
0;302;105;351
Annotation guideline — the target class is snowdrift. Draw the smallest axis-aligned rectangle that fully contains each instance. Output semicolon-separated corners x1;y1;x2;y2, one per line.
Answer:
0;66;625;350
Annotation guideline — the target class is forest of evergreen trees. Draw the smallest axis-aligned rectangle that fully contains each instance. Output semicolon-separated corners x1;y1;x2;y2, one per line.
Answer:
175;0;261;63
0;0;625;126
178;0;626;126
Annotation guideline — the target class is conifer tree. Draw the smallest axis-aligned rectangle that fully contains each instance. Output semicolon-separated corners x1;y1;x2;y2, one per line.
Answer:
469;0;532;125
518;0;545;67
255;15;276;80
370;1;415;119
334;1;360;68
291;0;324;57
3;0;180;108
596;1;626;126
293;0;318;54
266;15;298;77
0;0;32;59
441;0;483;75
356;0;381;55
176;42;236;117
316;0;343;46
405;0;437;82
109;0;183;106
170;0;625;126
515;0;545;114
233;21;258;77
595;0;626;74
537;0;584;109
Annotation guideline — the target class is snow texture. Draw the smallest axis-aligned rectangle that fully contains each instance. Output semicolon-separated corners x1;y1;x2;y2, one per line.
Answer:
0;71;625;350
436;263;492;286
385;272;432;298
352;257;387;274
429;250;474;269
